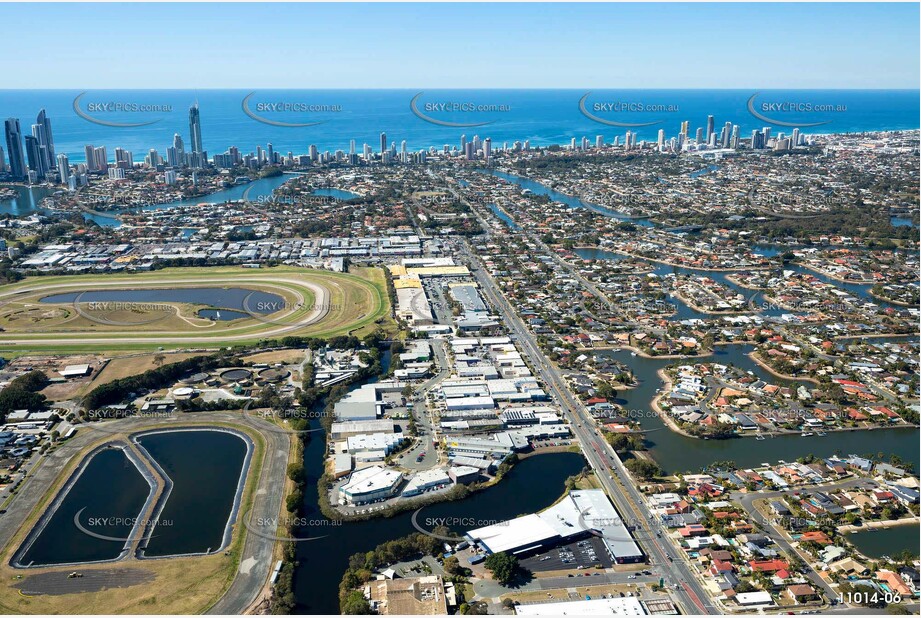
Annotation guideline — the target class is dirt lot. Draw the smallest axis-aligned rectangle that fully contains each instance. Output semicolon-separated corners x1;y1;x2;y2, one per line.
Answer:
3;355;104;402
85;352;203;392
241;349;306;365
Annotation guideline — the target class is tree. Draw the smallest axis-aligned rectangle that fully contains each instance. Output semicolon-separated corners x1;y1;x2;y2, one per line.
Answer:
340;589;371;614
484;552;519;586
625;458;662;480
443;555;462;576
287;462;306;485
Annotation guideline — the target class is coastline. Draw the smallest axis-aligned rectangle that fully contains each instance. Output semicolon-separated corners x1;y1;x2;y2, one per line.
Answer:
840;516;921;534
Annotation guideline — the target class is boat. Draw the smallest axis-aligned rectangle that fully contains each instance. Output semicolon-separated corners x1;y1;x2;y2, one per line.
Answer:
816;431;827;437
800;432;814;437
755;434;766;441
630;352;637;357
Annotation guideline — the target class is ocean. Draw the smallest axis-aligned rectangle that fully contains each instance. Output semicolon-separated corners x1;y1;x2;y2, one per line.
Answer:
1;89;918;164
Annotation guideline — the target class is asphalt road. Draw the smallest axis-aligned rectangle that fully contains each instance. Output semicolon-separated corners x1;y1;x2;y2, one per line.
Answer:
459;239;718;615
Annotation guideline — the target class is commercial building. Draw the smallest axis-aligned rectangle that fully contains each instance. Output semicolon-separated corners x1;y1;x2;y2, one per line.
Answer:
345;432;404;455
368;575;453;615
59;364;92;378
334;400;381;421
395;279;434;327
448;465;481;484
4;118;26;180
443;434;517;459
466;490;644;563
514;597;647;616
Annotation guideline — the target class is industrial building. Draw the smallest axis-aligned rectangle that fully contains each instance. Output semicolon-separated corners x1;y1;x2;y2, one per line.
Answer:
345;432;405;455
395;281;434;327
338;465;404;505
401;468;451;497
334;400;381;421
330;419;395;440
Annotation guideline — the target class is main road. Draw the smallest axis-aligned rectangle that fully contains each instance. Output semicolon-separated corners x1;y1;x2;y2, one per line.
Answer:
457;239;718;615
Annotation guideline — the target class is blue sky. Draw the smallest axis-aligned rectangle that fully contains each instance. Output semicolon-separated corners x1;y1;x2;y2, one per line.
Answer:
1;3;918;89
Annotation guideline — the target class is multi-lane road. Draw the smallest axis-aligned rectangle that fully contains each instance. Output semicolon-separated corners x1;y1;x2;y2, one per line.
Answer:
457;239;718;615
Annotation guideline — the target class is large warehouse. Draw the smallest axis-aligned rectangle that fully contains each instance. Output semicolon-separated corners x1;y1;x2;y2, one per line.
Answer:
466;489;644;564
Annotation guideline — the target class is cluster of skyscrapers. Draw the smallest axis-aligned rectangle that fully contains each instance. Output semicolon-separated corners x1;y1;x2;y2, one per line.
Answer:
137;104;207;175
2;110;56;183
1;104;207;189
649;115;807;153
2;102;814;190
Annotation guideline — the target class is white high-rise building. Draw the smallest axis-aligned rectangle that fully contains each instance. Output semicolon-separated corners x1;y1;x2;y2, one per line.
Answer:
56;153;70;185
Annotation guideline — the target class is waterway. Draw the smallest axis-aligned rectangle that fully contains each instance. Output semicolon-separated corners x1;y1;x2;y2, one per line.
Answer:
487;203;519;230
17;446;150;567
479;169;654;227
291;449;586;614
601;343;920;474
0;184;56;218
0;174;293;228
136;430;249;557
846;524;920;560
311;187;360;200
891;216;916;228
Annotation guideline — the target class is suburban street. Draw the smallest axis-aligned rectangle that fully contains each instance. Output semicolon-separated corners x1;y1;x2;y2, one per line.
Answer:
729;478;876;603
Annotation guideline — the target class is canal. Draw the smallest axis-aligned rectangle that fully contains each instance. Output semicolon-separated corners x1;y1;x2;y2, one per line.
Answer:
291;446;586;614
600;343;920;474
0;174;296;228
846;524;920;560
479;169;654;226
